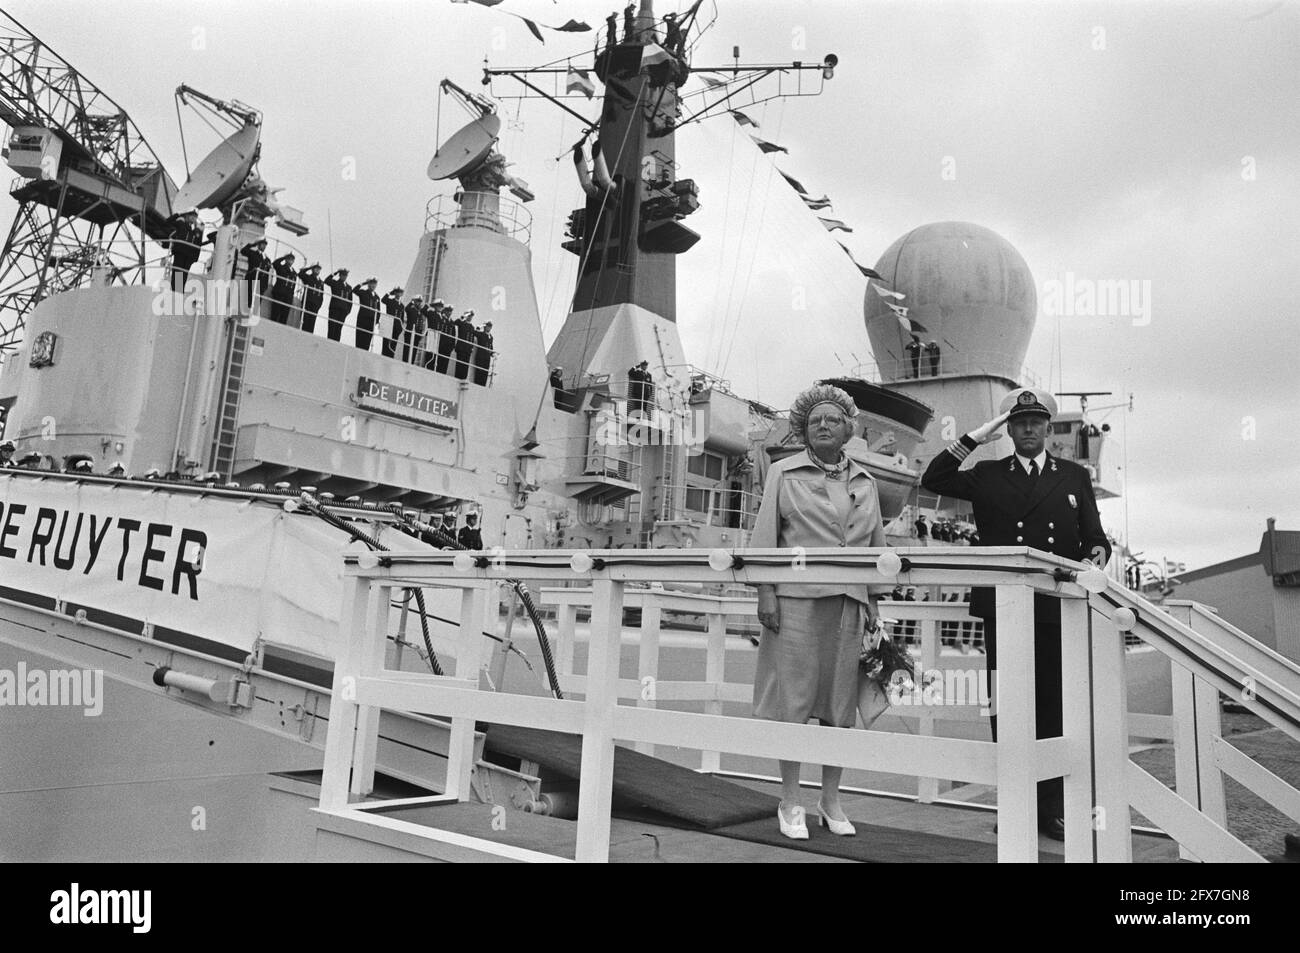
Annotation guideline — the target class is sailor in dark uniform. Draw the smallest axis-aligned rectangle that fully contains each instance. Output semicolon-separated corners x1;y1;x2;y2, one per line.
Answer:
457;513;483;550
240;239;271;312
324;268;353;342
268;252;297;325
453;309;476;380
921;387;1111;840
471;320;494;385
663;12;682;55
925;340;941;376
165;211;204;291
420;298;443;367
298;263;325;333
435;303;457;373
353;277;380;353
422;300;446;370
381;287;404;358
402;296;425;364
904;334;923;378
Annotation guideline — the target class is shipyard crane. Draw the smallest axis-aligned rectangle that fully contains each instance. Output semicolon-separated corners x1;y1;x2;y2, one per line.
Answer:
0;9;178;353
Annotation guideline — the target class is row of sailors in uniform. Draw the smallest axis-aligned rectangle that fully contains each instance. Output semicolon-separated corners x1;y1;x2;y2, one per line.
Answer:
239;243;496;384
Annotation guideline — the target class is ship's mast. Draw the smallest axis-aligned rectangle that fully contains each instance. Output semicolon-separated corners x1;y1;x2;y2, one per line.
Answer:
484;0;835;332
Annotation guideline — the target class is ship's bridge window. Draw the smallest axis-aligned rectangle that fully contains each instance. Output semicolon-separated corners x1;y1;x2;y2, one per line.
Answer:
687;451;724;481
1051;422;1072;435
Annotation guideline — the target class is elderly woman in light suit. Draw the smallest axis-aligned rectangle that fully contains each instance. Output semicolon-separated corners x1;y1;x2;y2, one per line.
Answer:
750;383;886;840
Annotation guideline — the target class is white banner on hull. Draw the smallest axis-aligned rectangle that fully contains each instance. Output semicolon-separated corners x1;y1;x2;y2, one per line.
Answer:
0;474;389;659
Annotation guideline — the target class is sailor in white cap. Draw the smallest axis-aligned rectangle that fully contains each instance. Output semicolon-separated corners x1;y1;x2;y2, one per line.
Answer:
107;461;127;476
921;386;1110;841
0;439;15;467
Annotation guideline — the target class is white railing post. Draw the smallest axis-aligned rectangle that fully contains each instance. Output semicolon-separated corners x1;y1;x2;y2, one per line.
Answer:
1170;660;1199;861
1193;674;1228;829
994;582;1039;861
701;609;726;772
320;573;373;811
634;595;662;756
916;587;940;802
1090;601;1133;862
1059;595;1096;862
445;582;492;801
575;576;624;862
350;582;393;799
557;601;577;683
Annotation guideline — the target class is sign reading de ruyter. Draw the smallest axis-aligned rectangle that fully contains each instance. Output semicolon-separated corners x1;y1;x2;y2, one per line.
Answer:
355;377;459;425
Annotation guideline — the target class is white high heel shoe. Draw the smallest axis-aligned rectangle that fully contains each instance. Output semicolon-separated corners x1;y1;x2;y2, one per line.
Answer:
816;800;857;836
777;803;809;840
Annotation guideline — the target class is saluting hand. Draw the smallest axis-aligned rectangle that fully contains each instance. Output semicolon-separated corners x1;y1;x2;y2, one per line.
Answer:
969;410;1011;444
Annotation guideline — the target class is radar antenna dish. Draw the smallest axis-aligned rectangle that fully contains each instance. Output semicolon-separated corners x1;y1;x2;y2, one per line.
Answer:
427;113;501;181
174;121;261;211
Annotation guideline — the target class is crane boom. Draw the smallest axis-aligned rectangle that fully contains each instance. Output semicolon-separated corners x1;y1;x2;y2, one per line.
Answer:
0;9;179;352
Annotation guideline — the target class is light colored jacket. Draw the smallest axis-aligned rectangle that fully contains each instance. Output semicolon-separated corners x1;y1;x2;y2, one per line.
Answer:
750;449;887;602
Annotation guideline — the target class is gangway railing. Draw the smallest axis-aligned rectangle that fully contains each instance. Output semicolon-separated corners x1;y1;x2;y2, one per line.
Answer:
317;546;1300;863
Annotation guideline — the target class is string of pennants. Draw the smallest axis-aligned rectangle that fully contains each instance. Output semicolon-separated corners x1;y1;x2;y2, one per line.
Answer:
721;109;921;333
451;0;592;43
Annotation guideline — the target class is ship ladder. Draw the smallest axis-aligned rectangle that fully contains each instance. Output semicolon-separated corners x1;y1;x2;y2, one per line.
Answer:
209;320;250;478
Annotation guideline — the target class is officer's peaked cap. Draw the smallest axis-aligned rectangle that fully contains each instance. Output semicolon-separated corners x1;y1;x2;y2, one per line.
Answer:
1000;387;1058;420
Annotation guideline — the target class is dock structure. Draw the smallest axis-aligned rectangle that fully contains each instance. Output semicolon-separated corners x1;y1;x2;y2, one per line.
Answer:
312;546;1300;863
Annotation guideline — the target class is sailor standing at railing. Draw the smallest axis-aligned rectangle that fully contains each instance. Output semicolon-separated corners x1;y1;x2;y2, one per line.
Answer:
921;387;1111;841
750;383;886;841
324;268;354;342
268;252;297;325
297;263;325;333
353;277;380;353
240;239;271;311
380;286;404;358
164;210;203;292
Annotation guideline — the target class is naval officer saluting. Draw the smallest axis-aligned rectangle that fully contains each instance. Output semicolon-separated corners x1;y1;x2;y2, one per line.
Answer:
921;387;1110;841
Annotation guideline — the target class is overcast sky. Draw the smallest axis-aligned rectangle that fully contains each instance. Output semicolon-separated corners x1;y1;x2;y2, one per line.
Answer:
3;0;1297;572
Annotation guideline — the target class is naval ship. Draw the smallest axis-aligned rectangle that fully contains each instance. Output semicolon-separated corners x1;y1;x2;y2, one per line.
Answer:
0;3;1292;863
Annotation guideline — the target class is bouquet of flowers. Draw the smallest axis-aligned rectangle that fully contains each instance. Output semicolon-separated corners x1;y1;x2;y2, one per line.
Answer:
859;616;915;695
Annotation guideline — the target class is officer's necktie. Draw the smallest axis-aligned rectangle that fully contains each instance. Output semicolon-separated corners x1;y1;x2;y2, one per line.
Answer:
1028;459;1040;482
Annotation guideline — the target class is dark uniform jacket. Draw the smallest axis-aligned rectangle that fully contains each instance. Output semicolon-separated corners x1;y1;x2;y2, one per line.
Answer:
921;434;1111;619
325;272;354;318
355;286;380;323
298;268;325;316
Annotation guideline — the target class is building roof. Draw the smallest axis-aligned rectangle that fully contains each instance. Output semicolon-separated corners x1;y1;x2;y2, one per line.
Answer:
1176;552;1261;584
1260;527;1300;583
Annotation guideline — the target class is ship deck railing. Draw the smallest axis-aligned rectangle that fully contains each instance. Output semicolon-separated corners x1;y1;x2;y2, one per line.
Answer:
425;191;533;244
319;546;1300;862
851;353;1044;388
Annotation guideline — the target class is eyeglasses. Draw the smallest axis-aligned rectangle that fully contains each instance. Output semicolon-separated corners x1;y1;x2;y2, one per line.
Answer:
808;414;849;428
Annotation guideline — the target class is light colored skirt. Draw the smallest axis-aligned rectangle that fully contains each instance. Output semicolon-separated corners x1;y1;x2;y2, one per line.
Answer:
753;595;865;729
